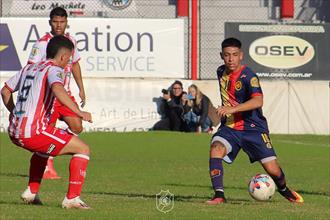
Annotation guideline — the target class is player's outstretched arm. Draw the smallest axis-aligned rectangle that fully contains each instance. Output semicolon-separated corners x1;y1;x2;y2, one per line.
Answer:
72;62;86;108
1;86;15;113
52;83;92;123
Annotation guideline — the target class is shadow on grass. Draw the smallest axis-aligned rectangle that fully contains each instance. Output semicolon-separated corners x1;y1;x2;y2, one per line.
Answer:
165;183;211;189
86;191;204;201
297;190;330;197
0;200;24;206
165;182;246;191
85;191;251;204
166;183;330;197
0;172;28;178
0;200;50;207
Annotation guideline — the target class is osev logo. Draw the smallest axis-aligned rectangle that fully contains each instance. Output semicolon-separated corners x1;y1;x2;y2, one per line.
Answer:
249;35;315;69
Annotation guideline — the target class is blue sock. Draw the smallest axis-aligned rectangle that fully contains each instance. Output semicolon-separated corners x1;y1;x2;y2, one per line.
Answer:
209;158;224;194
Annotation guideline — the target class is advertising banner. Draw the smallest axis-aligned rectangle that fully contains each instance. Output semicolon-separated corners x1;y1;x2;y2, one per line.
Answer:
9;1;100;16
0;78;193;132
9;0;136;17
225;23;330;80
0;78;328;134
0;17;184;78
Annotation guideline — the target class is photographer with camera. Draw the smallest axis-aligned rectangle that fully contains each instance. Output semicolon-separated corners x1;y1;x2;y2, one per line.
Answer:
153;80;190;131
185;84;220;133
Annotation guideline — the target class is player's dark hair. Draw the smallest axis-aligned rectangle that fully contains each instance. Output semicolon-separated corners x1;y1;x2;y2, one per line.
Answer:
46;35;74;59
49;7;68;19
221;37;242;49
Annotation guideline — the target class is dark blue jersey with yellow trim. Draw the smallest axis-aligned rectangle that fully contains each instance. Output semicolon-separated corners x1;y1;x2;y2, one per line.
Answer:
216;64;269;133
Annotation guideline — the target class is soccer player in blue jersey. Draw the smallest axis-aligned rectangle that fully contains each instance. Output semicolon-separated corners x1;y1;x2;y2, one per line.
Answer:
206;38;304;204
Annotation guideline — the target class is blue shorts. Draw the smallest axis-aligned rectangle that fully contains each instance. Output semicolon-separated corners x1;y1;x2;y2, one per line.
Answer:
211;126;277;164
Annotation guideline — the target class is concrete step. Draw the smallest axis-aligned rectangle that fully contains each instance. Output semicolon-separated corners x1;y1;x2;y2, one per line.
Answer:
135;0;172;6
200;0;263;7
200;22;225;34
103;5;176;18
200;7;268;20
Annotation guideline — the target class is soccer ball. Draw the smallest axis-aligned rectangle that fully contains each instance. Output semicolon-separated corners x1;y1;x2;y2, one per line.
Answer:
248;174;276;201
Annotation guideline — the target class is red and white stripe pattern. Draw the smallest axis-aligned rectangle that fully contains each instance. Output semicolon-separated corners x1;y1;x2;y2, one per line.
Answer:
6;61;64;138
27;32;80;95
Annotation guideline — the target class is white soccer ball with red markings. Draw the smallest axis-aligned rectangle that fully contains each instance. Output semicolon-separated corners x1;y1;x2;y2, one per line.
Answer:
248;174;276;201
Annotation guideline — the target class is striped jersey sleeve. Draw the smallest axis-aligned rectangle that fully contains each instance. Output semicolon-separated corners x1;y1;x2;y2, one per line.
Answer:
4;69;25;92
27;40;48;64
68;35;81;64
48;66;65;87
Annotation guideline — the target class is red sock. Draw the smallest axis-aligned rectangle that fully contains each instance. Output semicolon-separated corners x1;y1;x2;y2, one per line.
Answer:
29;153;49;193
66;154;89;199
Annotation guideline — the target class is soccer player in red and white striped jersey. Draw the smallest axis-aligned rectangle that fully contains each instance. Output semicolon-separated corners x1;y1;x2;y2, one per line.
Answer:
2;36;92;209
6;60;64;138
28;7;86;179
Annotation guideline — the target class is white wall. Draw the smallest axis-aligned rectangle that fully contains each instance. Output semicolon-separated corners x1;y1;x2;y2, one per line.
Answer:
0;78;328;134
194;80;329;134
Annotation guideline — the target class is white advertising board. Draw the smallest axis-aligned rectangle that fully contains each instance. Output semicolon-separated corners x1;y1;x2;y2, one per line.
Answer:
0;17;184;78
9;0;137;17
0;78;192;132
0;78;328;134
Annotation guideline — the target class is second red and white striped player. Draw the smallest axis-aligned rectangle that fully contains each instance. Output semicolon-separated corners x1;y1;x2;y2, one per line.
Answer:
28;32;80;95
27;7;86;179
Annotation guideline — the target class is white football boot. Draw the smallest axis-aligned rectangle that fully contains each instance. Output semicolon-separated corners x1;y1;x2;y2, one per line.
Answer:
21;187;43;205
62;196;91;209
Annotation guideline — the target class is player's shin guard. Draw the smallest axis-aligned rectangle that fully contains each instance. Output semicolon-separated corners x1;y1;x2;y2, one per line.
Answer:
67;154;89;199
209;158;224;196
270;168;286;190
29;153;48;193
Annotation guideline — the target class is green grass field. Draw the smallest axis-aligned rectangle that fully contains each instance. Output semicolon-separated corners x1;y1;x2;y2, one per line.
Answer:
0;132;329;220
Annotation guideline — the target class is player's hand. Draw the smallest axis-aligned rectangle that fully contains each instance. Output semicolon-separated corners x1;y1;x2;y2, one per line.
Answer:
79;90;86;108
216;106;237;118
79;111;92;123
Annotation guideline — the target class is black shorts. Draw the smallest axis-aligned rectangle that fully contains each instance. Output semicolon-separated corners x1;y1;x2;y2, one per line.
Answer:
211;126;277;164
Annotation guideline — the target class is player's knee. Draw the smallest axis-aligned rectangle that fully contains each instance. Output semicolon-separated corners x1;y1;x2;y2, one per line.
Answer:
210;141;227;155
210;141;225;151
65;117;83;134
78;144;90;156
70;124;83;134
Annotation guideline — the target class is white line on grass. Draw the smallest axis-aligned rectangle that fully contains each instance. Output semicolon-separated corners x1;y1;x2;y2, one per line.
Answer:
276;140;330;148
